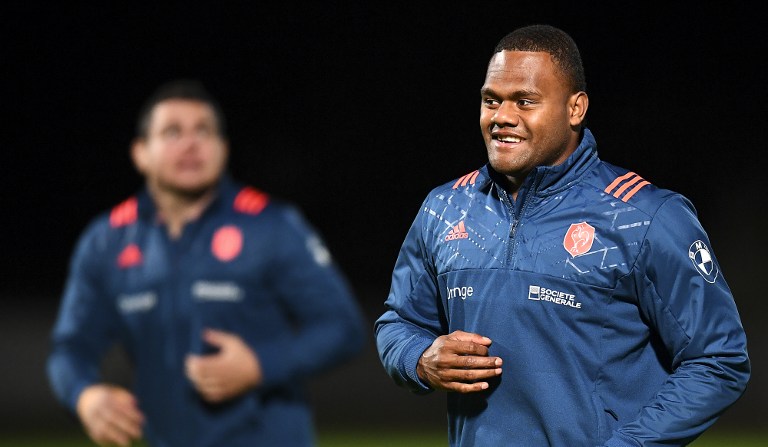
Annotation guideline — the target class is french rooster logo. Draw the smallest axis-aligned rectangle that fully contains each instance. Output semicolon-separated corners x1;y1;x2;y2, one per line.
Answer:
564;222;595;257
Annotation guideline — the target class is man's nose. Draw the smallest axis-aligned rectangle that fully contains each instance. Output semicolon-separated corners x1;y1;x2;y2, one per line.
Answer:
492;101;519;127
179;130;204;147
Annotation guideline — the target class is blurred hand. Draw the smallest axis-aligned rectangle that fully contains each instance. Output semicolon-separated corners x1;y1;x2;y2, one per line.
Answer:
76;384;144;446
417;330;502;393
185;329;263;403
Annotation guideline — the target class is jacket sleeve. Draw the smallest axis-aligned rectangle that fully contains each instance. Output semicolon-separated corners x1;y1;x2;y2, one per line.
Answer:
606;195;750;446
374;200;446;394
46;221;122;412
252;206;366;388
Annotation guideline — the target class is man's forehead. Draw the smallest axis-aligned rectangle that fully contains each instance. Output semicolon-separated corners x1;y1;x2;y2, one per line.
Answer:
487;50;555;72
151;100;215;121
483;50;562;88
154;99;211;113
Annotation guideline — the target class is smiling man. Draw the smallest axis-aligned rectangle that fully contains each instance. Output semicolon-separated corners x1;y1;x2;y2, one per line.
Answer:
375;24;750;446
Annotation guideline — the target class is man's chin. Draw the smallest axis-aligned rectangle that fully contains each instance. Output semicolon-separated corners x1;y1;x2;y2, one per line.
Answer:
160;181;217;200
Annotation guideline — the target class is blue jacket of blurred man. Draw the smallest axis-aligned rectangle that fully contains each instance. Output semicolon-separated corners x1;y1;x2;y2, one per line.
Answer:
47;79;366;447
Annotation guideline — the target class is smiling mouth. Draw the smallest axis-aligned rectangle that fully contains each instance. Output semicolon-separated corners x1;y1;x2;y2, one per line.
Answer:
493;135;523;143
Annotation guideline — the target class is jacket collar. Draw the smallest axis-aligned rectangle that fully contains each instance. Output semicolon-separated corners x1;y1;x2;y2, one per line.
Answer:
135;173;240;221
480;128;599;199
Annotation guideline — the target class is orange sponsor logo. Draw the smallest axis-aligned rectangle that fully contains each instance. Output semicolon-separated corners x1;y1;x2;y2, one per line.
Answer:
445;221;469;241
212;226;243;262
564;222;594;257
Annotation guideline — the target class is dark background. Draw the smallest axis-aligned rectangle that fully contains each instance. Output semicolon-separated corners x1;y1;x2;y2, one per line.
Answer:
2;1;765;437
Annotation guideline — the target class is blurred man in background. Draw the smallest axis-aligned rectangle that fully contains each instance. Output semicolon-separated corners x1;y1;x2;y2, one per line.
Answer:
47;79;366;447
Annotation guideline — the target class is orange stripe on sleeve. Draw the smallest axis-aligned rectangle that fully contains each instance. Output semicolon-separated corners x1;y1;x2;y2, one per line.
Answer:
612;175;643;198
109;197;138;227
621;181;650;202
452;174;468;189
453;170;479;189
234;187;269;215
604;172;637;194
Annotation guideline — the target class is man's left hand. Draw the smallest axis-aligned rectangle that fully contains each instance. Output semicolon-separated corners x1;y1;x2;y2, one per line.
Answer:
185;329;263;403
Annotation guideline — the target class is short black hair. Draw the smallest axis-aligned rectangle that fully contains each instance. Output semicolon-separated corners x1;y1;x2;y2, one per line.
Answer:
135;79;227;139
493;24;586;93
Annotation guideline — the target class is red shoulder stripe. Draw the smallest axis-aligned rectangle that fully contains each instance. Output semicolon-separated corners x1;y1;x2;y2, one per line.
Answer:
611;174;643;198
604;172;637;195
109;197;138;227
234;187;269;215
621;180;650;202
604;172;651;202
452;170;479;189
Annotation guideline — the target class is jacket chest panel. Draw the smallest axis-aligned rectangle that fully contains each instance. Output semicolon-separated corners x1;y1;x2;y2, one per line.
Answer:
106;223;276;334
430;189;648;290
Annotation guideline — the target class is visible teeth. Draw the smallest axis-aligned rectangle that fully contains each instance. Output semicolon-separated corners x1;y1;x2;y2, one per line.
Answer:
497;135;521;143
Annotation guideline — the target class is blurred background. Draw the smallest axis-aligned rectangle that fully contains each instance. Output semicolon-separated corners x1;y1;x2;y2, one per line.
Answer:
1;0;765;441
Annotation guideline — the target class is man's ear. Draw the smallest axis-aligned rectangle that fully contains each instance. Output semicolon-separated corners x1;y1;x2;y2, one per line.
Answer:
131;138;148;174
569;91;589;127
221;139;230;165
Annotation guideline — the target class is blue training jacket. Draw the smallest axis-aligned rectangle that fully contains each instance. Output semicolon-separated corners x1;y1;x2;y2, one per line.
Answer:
375;129;750;446
47;175;366;447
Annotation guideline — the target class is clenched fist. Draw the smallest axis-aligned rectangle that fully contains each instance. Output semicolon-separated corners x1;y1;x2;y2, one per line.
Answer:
417;330;503;393
185;328;263;403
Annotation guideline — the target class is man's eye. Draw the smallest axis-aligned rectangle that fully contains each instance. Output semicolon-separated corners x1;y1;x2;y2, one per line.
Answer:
483;98;499;107
517;99;534;107
196;126;213;138
161;127;180;139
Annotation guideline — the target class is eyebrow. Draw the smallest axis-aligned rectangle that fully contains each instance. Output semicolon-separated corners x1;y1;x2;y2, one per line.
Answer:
479;87;495;97
480;86;542;98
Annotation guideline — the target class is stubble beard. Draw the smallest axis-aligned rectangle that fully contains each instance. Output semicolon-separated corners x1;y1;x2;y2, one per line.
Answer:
154;176;218;203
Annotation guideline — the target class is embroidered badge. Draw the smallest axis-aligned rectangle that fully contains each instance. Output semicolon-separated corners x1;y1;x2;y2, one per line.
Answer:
211;225;243;262
564;222;595;257
689;240;719;283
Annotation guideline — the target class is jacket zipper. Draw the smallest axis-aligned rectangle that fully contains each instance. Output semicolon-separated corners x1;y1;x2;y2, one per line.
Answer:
499;188;517;267
502;171;543;267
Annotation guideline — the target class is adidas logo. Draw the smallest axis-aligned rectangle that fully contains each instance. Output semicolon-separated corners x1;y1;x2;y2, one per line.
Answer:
445;221;469;241
117;243;143;268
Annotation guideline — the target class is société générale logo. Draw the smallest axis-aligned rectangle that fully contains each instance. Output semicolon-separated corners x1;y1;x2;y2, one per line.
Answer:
528;285;582;309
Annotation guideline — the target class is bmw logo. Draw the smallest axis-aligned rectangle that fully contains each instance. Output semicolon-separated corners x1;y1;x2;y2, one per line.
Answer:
688;240;719;284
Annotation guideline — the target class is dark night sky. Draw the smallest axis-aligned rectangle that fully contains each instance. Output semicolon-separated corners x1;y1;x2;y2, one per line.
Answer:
2;2;765;303
1;0;767;431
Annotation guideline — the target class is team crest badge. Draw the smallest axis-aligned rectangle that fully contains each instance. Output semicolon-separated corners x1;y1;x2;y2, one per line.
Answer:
689;240;719;283
564;222;595;257
212;225;243;262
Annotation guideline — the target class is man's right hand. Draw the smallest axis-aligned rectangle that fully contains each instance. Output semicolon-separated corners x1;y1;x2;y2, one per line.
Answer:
76;384;144;446
417;330;503;393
